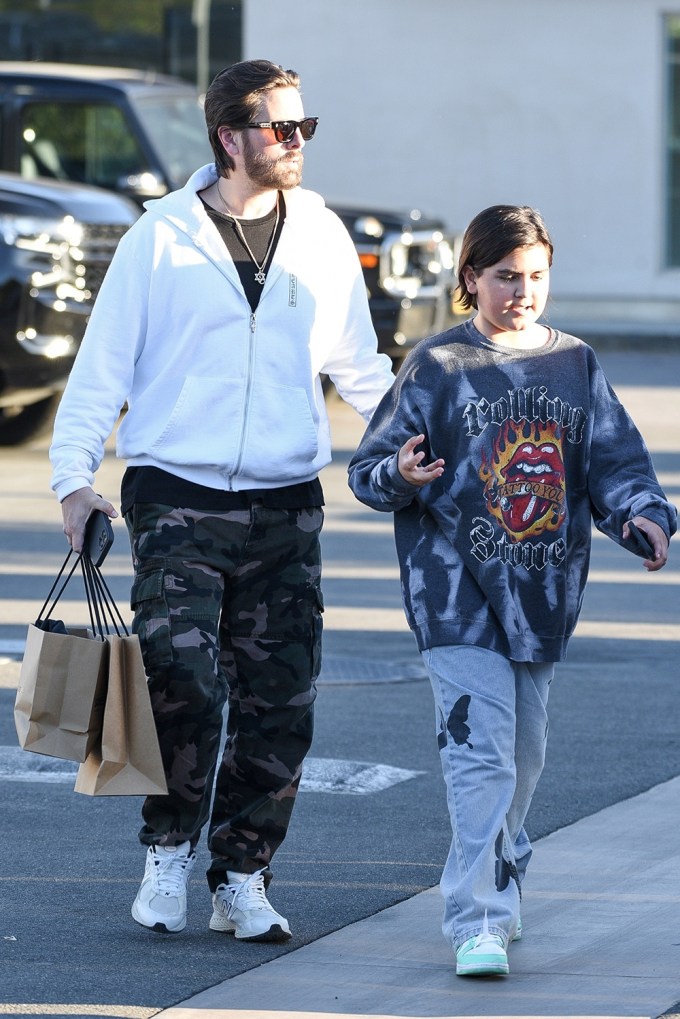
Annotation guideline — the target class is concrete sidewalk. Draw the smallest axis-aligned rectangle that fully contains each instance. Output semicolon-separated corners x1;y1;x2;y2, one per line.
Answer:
159;775;680;1019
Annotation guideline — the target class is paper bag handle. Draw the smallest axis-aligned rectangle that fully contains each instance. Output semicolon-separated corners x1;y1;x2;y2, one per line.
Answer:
36;548;130;640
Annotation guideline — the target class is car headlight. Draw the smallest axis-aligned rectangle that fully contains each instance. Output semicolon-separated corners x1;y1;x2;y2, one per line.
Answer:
0;213;90;302
0;212;84;249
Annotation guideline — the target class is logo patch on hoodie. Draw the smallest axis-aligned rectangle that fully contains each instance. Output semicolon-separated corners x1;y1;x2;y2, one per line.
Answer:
288;274;297;307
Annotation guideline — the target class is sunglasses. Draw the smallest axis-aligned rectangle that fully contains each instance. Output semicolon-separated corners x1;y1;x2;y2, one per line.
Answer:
244;117;319;143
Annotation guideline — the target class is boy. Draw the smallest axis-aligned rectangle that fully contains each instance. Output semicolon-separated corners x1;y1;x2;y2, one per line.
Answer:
348;205;676;976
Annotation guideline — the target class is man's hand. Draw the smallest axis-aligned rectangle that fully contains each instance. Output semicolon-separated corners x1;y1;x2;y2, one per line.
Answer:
397;434;445;487
61;488;118;553
622;516;669;572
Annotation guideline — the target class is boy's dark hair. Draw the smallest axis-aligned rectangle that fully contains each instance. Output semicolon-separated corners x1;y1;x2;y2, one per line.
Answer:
204;59;301;177
455;205;554;311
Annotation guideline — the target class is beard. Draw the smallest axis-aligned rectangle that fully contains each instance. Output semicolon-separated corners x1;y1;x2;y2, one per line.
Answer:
242;135;304;190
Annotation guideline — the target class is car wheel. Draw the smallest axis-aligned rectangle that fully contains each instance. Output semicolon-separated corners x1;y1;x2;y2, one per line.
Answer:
0;394;60;445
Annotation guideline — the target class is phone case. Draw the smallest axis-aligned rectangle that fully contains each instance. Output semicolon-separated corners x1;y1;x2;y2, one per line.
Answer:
84;511;114;567
627;522;654;559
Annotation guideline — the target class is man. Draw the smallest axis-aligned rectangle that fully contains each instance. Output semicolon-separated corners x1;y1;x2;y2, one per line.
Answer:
50;59;394;942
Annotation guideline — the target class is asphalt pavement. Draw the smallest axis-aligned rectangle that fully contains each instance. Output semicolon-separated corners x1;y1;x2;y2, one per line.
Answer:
0;347;679;1019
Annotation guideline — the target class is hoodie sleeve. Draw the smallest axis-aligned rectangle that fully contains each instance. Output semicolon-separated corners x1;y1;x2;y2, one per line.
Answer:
587;359;677;545
49;222;151;501
348;353;433;511
315;211;395;421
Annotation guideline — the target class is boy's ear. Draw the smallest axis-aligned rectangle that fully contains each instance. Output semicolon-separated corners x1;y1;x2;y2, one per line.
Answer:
462;265;478;294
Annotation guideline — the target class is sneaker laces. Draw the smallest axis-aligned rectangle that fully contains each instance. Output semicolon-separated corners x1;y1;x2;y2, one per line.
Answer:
226;869;270;917
150;846;194;897
473;910;503;949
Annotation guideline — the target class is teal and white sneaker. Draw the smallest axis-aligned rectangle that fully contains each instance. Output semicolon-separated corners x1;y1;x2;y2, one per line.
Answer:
511;916;523;942
456;914;509;977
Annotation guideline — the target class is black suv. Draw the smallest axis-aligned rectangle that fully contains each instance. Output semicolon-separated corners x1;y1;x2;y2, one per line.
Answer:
333;204;455;362
0;63;455;367
0;171;138;443
0;62;211;205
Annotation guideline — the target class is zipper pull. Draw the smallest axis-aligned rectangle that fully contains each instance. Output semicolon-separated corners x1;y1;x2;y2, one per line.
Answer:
250;313;256;332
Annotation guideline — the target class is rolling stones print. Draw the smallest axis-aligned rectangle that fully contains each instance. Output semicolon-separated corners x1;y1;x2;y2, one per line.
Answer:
463;385;587;572
479;419;566;539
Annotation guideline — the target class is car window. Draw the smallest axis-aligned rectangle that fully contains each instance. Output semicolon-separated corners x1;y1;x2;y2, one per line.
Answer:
131;94;212;187
20;101;151;189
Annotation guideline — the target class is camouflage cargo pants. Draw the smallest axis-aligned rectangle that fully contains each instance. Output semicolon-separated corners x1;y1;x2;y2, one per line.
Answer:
125;501;323;888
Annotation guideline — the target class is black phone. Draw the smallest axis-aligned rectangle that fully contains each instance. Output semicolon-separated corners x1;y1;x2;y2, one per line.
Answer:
84;510;114;567
627;521;654;560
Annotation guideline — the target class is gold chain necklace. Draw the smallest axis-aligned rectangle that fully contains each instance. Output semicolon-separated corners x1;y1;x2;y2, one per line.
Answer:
216;182;280;285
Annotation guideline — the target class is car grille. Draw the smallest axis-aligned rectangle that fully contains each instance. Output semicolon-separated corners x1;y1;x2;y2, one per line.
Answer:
383;229;454;296
78;223;130;300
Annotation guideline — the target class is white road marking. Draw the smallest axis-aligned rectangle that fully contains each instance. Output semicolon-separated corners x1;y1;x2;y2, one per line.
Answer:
300;758;424;794
0;748;423;795
0;747;77;783
0;1007;156;1017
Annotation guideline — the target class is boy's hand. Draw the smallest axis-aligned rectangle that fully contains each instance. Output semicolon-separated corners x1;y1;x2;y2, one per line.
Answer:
398;434;445;487
622;517;669;572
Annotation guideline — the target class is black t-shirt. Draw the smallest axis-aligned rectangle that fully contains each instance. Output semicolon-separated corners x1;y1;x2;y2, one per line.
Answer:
121;467;324;517
202;194;285;312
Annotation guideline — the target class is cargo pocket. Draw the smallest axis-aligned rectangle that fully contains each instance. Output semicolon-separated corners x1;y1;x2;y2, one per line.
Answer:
130;565;173;671
311;586;324;681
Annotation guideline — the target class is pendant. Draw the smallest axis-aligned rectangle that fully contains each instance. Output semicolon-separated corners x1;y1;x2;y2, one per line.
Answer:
254;271;266;285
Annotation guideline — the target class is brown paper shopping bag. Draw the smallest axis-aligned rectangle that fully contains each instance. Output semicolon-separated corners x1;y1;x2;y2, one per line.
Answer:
14;551;109;762
74;633;168;796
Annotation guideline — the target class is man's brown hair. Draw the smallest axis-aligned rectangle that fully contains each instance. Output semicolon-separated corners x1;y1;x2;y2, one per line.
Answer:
204;59;301;176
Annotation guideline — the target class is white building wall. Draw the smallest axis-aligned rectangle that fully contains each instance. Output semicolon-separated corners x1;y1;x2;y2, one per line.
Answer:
243;0;680;331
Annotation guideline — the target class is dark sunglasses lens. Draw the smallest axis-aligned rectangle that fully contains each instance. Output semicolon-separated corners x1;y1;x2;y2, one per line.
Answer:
300;118;317;140
273;122;297;142
271;119;317;142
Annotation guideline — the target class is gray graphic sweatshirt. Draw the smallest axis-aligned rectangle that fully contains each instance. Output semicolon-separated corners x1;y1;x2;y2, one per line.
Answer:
348;320;677;662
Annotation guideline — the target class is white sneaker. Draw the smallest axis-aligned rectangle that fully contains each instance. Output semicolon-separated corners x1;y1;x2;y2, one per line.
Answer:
131;842;196;933
209;869;291;942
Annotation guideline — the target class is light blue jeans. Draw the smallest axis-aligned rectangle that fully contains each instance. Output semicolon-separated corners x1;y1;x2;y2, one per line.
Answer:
422;644;553;952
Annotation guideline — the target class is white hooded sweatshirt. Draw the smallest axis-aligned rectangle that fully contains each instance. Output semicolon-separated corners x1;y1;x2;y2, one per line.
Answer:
50;163;394;500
